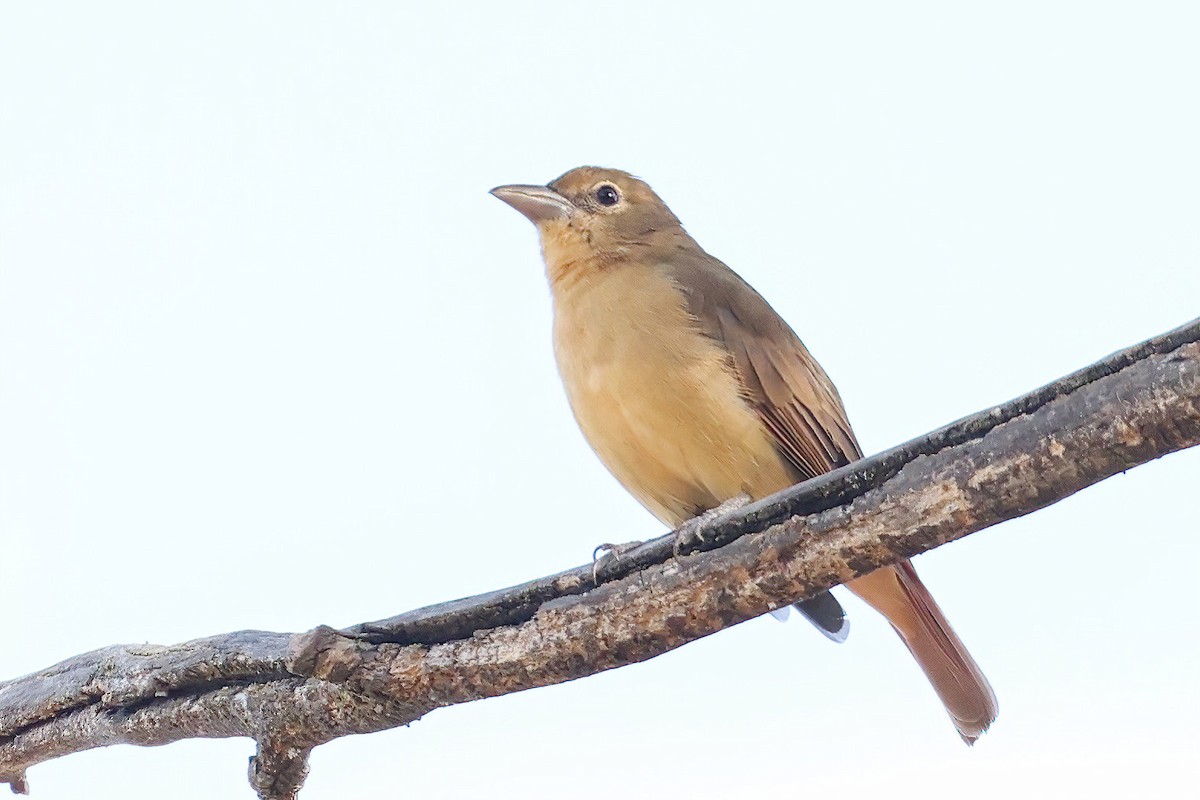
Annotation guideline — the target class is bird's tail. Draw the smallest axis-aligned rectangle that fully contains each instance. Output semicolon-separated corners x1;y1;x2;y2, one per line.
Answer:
847;561;998;744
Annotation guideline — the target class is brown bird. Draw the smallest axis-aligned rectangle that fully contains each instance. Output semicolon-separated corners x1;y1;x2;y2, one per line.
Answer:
491;167;997;743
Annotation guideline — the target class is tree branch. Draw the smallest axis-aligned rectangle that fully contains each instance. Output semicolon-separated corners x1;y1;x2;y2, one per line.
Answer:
3;318;1199;798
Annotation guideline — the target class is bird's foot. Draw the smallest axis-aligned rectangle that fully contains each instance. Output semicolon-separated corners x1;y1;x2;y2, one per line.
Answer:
592;540;644;585
672;493;752;556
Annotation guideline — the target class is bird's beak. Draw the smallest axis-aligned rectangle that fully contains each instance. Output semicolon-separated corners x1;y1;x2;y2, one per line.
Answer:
489;184;574;224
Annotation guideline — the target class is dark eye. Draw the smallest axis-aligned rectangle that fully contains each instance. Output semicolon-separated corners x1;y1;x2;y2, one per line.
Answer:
595;184;620;206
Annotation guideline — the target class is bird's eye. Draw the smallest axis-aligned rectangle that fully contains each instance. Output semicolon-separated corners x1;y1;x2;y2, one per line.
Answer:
595;184;620;206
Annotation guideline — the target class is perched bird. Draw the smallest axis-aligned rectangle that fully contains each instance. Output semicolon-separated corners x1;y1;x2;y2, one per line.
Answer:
491;167;997;743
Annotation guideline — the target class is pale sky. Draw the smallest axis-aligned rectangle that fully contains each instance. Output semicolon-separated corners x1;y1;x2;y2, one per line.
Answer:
2;3;1198;799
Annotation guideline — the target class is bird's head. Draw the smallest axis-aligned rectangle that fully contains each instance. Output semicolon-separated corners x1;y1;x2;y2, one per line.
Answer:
491;167;685;281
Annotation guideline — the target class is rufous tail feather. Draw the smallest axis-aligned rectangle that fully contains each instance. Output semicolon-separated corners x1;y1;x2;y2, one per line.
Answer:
848;561;998;744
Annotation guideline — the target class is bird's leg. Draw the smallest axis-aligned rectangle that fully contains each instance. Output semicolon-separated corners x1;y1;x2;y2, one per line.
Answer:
673;493;752;556
591;540;644;585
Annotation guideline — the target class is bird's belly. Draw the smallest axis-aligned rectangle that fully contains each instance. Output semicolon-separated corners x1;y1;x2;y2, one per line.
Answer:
553;284;796;527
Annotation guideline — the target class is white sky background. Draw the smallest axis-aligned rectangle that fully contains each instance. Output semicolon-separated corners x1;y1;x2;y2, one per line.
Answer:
2;3;1198;798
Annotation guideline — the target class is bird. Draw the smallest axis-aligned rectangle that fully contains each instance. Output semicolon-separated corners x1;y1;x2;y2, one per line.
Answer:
490;166;997;744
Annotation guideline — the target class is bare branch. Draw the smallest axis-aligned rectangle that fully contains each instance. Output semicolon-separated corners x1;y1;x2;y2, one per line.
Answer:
3;318;1198;797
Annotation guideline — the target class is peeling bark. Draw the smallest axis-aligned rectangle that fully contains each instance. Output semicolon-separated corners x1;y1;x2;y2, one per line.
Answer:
2;318;1198;798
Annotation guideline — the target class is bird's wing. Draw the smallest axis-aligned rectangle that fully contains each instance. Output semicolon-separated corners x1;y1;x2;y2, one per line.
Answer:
664;253;862;479
662;251;859;643
662;253;995;730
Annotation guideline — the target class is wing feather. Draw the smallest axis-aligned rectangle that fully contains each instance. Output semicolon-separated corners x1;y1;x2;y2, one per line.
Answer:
664;253;862;479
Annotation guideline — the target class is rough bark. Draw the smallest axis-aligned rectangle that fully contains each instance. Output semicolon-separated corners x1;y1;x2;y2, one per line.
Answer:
2;318;1198;799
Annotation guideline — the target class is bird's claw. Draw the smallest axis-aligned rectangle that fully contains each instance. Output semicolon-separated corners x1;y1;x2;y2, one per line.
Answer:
672;518;704;557
591;540;643;585
672;493;753;556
